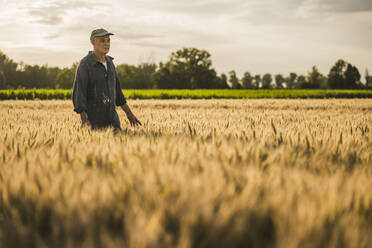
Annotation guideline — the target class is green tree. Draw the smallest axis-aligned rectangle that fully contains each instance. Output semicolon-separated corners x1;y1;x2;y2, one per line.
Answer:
368;76;372;89
229;70;241;89
305;66;323;89
286;73;297;89
254;75;261;89
56;67;75;89
344;64;361;89
328;59;346;89
242;72;253;89
0;70;6;89
136;62;157;89
117;64;139;89
48;66;63;89
0;51;18;88
153;48;219;89
152;62;174;89
262;73;273;89
296;75;307;89
216;73;230;89
21;65;49;88
327;60;356;89
365;69;372;89
328;59;361;89
117;62;157;89
274;74;285;89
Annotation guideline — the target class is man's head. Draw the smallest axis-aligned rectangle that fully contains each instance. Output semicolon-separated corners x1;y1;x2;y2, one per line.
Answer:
90;28;114;55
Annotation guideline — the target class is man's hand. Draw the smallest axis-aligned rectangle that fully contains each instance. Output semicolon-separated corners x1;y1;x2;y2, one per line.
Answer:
120;103;142;127
80;112;91;128
81;120;91;128
126;112;142;127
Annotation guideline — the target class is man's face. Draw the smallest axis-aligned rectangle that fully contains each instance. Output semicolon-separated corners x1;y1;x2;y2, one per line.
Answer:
91;35;110;55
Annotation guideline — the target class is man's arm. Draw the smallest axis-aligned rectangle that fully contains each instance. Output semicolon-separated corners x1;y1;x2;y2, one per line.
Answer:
120;103;142;126
114;67;141;127
72;61;91;127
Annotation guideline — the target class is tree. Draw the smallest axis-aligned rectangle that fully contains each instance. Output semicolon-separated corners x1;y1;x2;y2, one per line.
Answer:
242;72;253;89
48;66;63;89
327;59;361;89
366;69;372;89
137;62;157;89
0;51;18;88
328;59;346;89
117;64;139;89
344;64;361;89
20;65;49;88
152;62;174;89
152;48;219;89
261;73;273;89
117;62;157;89
216;73;230;89
56;67;75;89
0;70;6;89
274;74;285;89
285;73;297;89
254;75;261;89
305;66;323;89
368;76;372;89
296;75;307;89
228;70;241;89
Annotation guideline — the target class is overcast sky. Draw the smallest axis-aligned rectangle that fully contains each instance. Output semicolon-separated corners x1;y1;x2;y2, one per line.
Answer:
0;0;371;77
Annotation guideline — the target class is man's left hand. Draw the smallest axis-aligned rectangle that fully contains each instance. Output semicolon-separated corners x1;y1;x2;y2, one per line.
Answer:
126;113;142;127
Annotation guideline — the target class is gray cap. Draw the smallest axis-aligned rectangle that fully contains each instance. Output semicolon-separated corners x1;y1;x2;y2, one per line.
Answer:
90;28;114;40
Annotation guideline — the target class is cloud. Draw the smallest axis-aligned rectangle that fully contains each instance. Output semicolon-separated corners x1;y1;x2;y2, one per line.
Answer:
131;40;179;49
225;0;321;27
292;0;372;19
23;0;103;25
44;33;60;40
321;0;372;13
30;11;63;25
114;30;162;40
1;0;371;76
144;0;245;17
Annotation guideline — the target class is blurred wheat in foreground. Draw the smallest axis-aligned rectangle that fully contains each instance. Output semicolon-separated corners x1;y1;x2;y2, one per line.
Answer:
0;99;371;248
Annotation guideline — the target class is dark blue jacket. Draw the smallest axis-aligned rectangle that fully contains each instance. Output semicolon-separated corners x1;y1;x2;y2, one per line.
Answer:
72;51;127;129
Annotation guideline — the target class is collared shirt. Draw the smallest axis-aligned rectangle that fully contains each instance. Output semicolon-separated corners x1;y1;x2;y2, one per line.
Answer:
99;60;107;71
72;51;127;129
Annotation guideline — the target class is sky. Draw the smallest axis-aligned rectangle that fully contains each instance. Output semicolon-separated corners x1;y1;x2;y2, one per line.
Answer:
0;0;371;77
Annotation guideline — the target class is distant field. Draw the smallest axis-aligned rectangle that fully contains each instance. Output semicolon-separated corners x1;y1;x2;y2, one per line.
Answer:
1;89;372;100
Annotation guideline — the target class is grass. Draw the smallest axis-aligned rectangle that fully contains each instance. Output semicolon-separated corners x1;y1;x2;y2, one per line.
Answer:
0;99;371;247
0;89;372;100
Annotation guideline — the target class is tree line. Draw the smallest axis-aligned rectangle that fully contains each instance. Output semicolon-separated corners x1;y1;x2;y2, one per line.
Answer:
1;48;371;90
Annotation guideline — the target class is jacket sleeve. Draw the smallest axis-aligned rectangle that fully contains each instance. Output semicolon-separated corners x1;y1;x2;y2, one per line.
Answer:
72;61;89;113
115;68;127;106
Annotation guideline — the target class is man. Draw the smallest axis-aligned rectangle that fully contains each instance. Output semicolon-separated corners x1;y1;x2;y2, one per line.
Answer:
72;28;141;130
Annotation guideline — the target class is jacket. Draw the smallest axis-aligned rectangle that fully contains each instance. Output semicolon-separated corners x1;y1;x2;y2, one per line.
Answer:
72;51;127;129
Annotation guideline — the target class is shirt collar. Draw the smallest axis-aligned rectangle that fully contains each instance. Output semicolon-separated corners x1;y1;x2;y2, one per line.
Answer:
87;51;114;65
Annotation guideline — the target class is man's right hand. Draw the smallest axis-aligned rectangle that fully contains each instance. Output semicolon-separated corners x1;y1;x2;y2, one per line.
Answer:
80;112;91;128
81;120;91;128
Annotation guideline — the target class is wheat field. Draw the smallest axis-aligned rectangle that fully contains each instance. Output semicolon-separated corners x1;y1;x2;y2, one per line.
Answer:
0;99;371;248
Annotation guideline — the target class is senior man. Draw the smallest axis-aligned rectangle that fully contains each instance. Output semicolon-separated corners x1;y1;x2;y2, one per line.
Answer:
72;28;141;130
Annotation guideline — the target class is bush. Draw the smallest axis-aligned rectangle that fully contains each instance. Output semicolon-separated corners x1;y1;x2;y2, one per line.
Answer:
0;89;372;100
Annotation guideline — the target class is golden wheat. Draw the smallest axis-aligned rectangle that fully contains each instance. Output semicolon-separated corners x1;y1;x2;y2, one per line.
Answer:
0;99;371;248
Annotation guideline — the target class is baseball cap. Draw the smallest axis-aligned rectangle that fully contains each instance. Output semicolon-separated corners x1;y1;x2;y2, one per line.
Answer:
90;28;114;40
